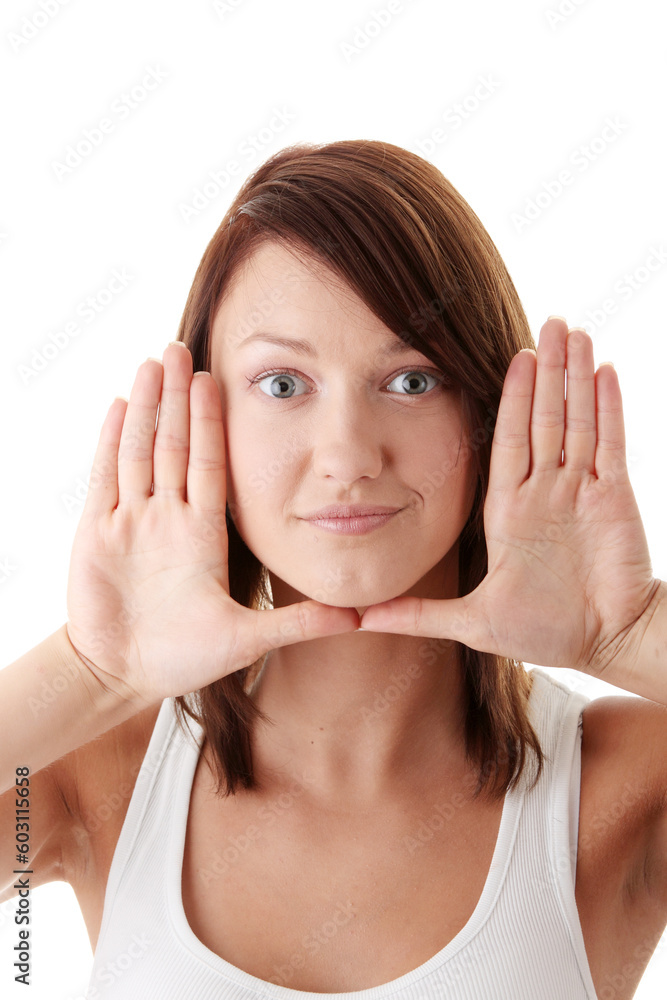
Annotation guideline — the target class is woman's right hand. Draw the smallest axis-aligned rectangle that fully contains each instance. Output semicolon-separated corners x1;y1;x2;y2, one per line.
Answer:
65;342;360;709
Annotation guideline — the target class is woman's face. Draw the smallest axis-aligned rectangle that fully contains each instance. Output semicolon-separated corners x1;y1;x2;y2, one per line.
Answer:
210;241;477;608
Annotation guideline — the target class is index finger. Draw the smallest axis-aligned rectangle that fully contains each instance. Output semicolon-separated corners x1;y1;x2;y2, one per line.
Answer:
487;348;536;494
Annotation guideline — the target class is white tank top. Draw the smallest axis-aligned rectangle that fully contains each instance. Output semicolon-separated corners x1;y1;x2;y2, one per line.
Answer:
84;667;598;999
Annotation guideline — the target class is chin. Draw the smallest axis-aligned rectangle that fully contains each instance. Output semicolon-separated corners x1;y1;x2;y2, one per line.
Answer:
268;561;433;610
303;579;405;609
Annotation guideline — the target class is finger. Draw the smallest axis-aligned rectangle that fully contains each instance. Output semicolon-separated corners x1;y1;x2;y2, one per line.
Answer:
186;370;227;514
359;594;473;643
153;342;193;499
531;317;567;472
487;348;536;493
118;359;163;503
594;362;628;484
563;328;597;475
83;396;128;518
248;601;360;657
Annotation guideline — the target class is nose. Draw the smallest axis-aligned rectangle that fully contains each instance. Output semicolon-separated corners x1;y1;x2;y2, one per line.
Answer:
311;387;384;486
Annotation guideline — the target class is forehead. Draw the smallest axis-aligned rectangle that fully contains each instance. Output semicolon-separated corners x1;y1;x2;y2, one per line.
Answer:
211;241;412;358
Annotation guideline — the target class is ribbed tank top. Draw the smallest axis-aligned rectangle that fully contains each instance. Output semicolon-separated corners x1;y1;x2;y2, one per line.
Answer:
84;667;599;999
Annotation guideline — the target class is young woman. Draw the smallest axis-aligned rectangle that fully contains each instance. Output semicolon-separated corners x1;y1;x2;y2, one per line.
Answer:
2;140;666;999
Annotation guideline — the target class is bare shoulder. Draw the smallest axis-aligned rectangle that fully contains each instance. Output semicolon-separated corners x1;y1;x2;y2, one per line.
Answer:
579;693;667;906
580;693;666;803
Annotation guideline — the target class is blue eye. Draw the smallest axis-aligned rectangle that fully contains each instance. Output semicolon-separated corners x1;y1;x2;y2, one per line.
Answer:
386;371;440;395
249;367;445;399
256;369;307;398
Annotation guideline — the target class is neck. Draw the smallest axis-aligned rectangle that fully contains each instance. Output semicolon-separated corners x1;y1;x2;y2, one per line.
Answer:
247;566;469;807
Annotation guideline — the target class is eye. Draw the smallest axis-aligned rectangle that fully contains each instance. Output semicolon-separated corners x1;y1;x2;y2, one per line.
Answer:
386;370;441;395
253;368;308;398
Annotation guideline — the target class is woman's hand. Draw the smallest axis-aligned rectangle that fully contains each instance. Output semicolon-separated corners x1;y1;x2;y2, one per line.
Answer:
66;342;359;708
360;317;661;677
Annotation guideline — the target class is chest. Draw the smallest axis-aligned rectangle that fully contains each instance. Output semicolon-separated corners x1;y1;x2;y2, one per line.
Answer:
76;742;658;998
180;758;505;992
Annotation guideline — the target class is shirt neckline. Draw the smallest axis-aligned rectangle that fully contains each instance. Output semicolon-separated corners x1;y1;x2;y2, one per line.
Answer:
166;710;530;999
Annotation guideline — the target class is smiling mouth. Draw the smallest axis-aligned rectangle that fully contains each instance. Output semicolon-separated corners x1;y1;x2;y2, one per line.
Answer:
302;510;401;535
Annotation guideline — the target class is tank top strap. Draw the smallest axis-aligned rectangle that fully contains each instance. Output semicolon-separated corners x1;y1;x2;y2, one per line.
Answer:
522;667;596;998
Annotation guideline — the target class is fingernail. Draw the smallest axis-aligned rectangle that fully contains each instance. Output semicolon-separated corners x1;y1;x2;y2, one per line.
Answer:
168;340;188;348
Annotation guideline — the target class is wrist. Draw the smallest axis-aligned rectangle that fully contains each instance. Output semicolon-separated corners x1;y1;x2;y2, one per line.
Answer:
591;579;667;704
59;624;153;717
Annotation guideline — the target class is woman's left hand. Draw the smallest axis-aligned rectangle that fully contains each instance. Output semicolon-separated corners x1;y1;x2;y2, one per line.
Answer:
359;317;661;676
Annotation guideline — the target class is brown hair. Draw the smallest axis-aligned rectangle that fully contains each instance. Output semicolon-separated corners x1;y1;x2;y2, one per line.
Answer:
172;139;544;801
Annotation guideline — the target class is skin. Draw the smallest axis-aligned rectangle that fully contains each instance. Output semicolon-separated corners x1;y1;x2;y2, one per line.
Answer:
209;240;479;803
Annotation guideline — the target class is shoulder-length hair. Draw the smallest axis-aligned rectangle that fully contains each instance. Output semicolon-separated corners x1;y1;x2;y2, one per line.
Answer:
172;139;544;801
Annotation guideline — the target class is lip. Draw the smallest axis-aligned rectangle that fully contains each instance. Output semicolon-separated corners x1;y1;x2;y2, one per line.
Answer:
302;504;403;519
301;505;402;536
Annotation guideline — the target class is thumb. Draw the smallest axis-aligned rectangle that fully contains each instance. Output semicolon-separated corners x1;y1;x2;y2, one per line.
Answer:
359;595;474;644
250;600;361;657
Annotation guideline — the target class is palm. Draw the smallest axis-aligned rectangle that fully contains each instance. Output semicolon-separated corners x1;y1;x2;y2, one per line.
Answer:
360;318;659;675
473;456;653;671
67;496;232;697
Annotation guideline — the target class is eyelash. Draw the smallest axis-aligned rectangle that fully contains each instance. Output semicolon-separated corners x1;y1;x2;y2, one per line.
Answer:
245;366;450;397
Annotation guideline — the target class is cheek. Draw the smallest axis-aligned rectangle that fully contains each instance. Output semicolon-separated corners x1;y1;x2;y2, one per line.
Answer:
410;422;469;499
224;411;294;530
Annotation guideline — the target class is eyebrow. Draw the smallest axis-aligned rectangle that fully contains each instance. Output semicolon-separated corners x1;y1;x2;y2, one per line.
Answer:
237;332;418;357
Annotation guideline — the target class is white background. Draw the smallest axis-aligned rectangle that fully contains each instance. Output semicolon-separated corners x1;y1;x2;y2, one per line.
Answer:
1;0;666;997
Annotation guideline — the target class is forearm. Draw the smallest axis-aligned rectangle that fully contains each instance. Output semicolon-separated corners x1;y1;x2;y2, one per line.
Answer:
592;580;667;705
1;623;147;794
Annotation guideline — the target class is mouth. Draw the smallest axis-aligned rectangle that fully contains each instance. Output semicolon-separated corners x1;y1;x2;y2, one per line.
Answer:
302;504;403;519
300;506;402;536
